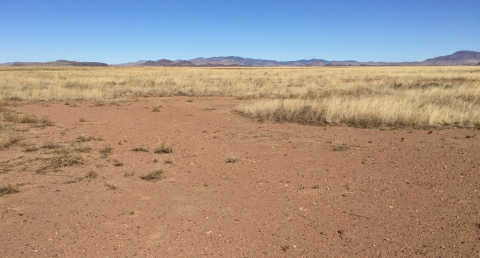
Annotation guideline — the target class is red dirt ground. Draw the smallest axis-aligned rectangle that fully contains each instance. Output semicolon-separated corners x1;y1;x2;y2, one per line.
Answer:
1;96;479;257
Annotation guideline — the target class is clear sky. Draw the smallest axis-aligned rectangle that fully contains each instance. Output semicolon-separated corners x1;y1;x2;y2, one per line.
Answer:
1;0;479;63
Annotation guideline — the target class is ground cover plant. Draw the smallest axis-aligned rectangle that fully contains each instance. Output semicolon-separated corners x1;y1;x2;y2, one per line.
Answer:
139;169;163;181
154;142;173;154
0;184;19;196
0;66;479;128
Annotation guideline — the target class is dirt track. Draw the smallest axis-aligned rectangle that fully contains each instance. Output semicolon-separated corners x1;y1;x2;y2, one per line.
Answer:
1;97;479;257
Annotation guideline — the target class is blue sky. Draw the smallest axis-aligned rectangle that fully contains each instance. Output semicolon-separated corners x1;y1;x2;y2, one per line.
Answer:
1;0;479;63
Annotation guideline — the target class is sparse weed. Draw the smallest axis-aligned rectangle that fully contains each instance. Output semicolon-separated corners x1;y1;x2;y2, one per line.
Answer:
104;183;118;190
41;141;59;149
226;156;240;163
24;145;39;152
332;143;350;151
74;146;92;153
131;147;149;152
36;150;84;174
151;105;163;112
76;135;103;142
113;159;124;167
1;111;55;128
85;169;98;181
99;145;113;158
64;178;78;184
140;169;163;181
93;101;104;107
124;171;135;177
0;136;21;150
154;142;172;154
0;184;19;196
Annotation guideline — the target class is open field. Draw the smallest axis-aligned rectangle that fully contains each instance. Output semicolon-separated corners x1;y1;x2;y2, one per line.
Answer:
1;67;480;257
1;66;480;128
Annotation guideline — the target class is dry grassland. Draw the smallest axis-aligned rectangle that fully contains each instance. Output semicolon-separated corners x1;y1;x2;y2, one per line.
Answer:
1;66;479;128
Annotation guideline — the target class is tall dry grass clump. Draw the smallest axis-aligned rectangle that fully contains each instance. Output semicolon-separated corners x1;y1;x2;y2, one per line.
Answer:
1;66;479;128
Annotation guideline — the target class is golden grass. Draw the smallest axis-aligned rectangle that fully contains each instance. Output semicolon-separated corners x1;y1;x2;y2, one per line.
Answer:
1;66;479;128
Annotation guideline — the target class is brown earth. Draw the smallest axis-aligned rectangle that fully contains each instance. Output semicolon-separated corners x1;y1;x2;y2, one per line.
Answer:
1;97;479;257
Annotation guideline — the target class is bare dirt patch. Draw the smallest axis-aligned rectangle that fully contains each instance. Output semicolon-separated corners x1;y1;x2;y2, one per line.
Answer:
1;97;479;257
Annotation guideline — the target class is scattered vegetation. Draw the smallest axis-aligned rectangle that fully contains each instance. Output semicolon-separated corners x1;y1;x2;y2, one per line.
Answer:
164;158;173;164
36;149;84;174
332;143;350;152
226;156;240;163
154;142;173;154
78;117;87;122
0;108;54;128
0;135;21;150
140;169;163;181
112;159;123;166
66;169;99;184
131;147;149;152
93;101;105;107
41;141;59;149
104;183;118;190
76;135;103;142
124;171;135;177
99;145;113;158
23;145;39;152
0;184;19;196
84;169;98;181
151;104;163;112
74;146;92;153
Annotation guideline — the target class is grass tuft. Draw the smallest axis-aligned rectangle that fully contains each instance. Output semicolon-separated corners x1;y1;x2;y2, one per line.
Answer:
41;142;60;149
0;136;21;150
140;169;163;181
226;156;240;163
131;147;149;152
113;159;124;167
0;184;19;196
124;171;135;177
151;105;163;112
104;183;118;190
36;150;84;174
24;145;39;152
85;169;98;181
332;143;350;151
99;145;113;158
76;135;103;142
154;142;173;154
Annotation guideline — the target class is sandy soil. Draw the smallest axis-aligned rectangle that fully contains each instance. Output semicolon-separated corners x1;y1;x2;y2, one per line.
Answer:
1;97;479;257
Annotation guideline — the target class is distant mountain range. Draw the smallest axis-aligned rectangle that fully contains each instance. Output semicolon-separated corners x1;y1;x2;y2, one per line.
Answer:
0;59;108;67
1;51;479;67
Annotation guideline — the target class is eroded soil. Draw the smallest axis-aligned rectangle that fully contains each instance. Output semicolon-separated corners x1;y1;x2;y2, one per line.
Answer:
1;97;479;257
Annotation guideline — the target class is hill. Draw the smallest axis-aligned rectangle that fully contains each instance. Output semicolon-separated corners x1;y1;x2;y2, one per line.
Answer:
3;60;108;67
421;50;480;65
3;51;480;67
